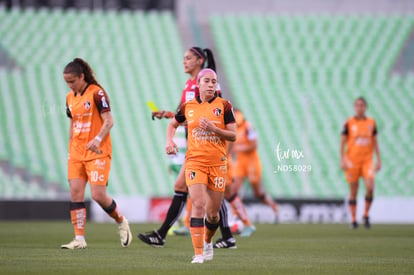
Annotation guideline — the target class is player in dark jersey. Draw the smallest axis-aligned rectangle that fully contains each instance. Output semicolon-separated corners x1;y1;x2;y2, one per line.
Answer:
138;47;236;248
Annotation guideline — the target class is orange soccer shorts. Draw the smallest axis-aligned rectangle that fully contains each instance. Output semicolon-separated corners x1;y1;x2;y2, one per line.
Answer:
68;157;111;186
344;158;374;184
234;153;262;184
185;164;227;193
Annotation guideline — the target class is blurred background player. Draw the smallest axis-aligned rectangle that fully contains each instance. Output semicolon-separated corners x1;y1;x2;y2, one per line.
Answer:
166;68;236;263
138;47;235;248
340;97;381;229
61;58;132;249
230;109;279;237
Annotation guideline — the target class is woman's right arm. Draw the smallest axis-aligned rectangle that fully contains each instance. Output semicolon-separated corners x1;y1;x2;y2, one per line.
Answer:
69;119;73;140
152;110;174;120
152;100;182;120
166;118;180;155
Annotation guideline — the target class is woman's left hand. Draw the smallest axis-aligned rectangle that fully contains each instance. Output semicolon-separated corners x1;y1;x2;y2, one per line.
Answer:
86;138;102;154
199;117;216;132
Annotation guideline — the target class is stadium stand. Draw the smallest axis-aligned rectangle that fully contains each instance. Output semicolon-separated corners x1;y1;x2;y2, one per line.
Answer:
1;8;413;199
211;14;414;197
0;8;186;198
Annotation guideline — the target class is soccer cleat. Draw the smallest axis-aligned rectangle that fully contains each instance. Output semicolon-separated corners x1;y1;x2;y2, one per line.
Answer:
118;217;132;247
191;254;204;264
363;216;371;229
173;226;190;236
350;221;358;230
240;225;256;237
61;238;87;250
213;238;237;249
138;230;165;248
203;242;214;261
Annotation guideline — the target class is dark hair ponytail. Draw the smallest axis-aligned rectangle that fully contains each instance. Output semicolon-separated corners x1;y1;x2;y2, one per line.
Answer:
63;58;101;87
202;48;216;71
189;47;216;71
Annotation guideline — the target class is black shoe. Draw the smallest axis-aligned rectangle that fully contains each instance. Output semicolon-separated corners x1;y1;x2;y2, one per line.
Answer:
138;230;165;248
363;216;371;229
213;238;237;249
350;221;358;230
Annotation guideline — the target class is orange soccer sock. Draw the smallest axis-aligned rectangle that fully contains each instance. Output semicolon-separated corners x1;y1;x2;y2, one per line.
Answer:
229;195;251;226
102;200;124;223
348;199;357;222
190;218;204;255
364;196;373;218
70;202;86;239
204;219;219;243
184;200;192;228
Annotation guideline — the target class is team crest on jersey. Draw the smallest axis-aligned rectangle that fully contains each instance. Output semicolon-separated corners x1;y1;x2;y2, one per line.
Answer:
212;107;222;117
351;125;357;133
188;171;196;180
84;101;91;110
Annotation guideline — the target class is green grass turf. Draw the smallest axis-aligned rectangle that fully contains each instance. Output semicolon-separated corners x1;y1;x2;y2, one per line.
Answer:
0;222;413;274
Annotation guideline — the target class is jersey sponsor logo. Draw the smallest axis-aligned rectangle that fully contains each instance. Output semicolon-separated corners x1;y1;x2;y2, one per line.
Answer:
188;171;196;180
188;110;194;117
73;121;91;133
84;101;91;110
212;107;222;117
354;137;371;146
98;90;104;96
191;127;222;145
185;91;195;102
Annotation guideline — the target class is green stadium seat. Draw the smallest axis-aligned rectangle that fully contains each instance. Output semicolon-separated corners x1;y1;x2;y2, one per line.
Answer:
210;14;414;198
0;9;184;198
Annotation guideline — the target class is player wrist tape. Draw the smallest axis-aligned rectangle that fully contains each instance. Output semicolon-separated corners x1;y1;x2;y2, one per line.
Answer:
94;136;102;142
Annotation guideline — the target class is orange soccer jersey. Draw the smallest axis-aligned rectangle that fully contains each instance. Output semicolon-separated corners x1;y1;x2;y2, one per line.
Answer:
66;84;112;162
234;120;262;183
342;116;377;163
342;116;377;183
175;95;235;166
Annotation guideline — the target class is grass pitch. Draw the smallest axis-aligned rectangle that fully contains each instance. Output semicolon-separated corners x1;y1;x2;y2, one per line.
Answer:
0;222;413;274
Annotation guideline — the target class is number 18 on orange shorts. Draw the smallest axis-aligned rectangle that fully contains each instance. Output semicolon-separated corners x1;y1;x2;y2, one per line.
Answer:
185;165;227;192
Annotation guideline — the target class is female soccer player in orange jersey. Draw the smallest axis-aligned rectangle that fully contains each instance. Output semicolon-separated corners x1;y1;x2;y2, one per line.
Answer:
139;48;237;249
61;58;132;249
166;68;236;263
340;97;381;229
230;109;278;236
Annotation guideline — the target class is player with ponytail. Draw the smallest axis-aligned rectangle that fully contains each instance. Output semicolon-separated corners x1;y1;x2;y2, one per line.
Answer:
138;48;237;249
61;58;132;249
